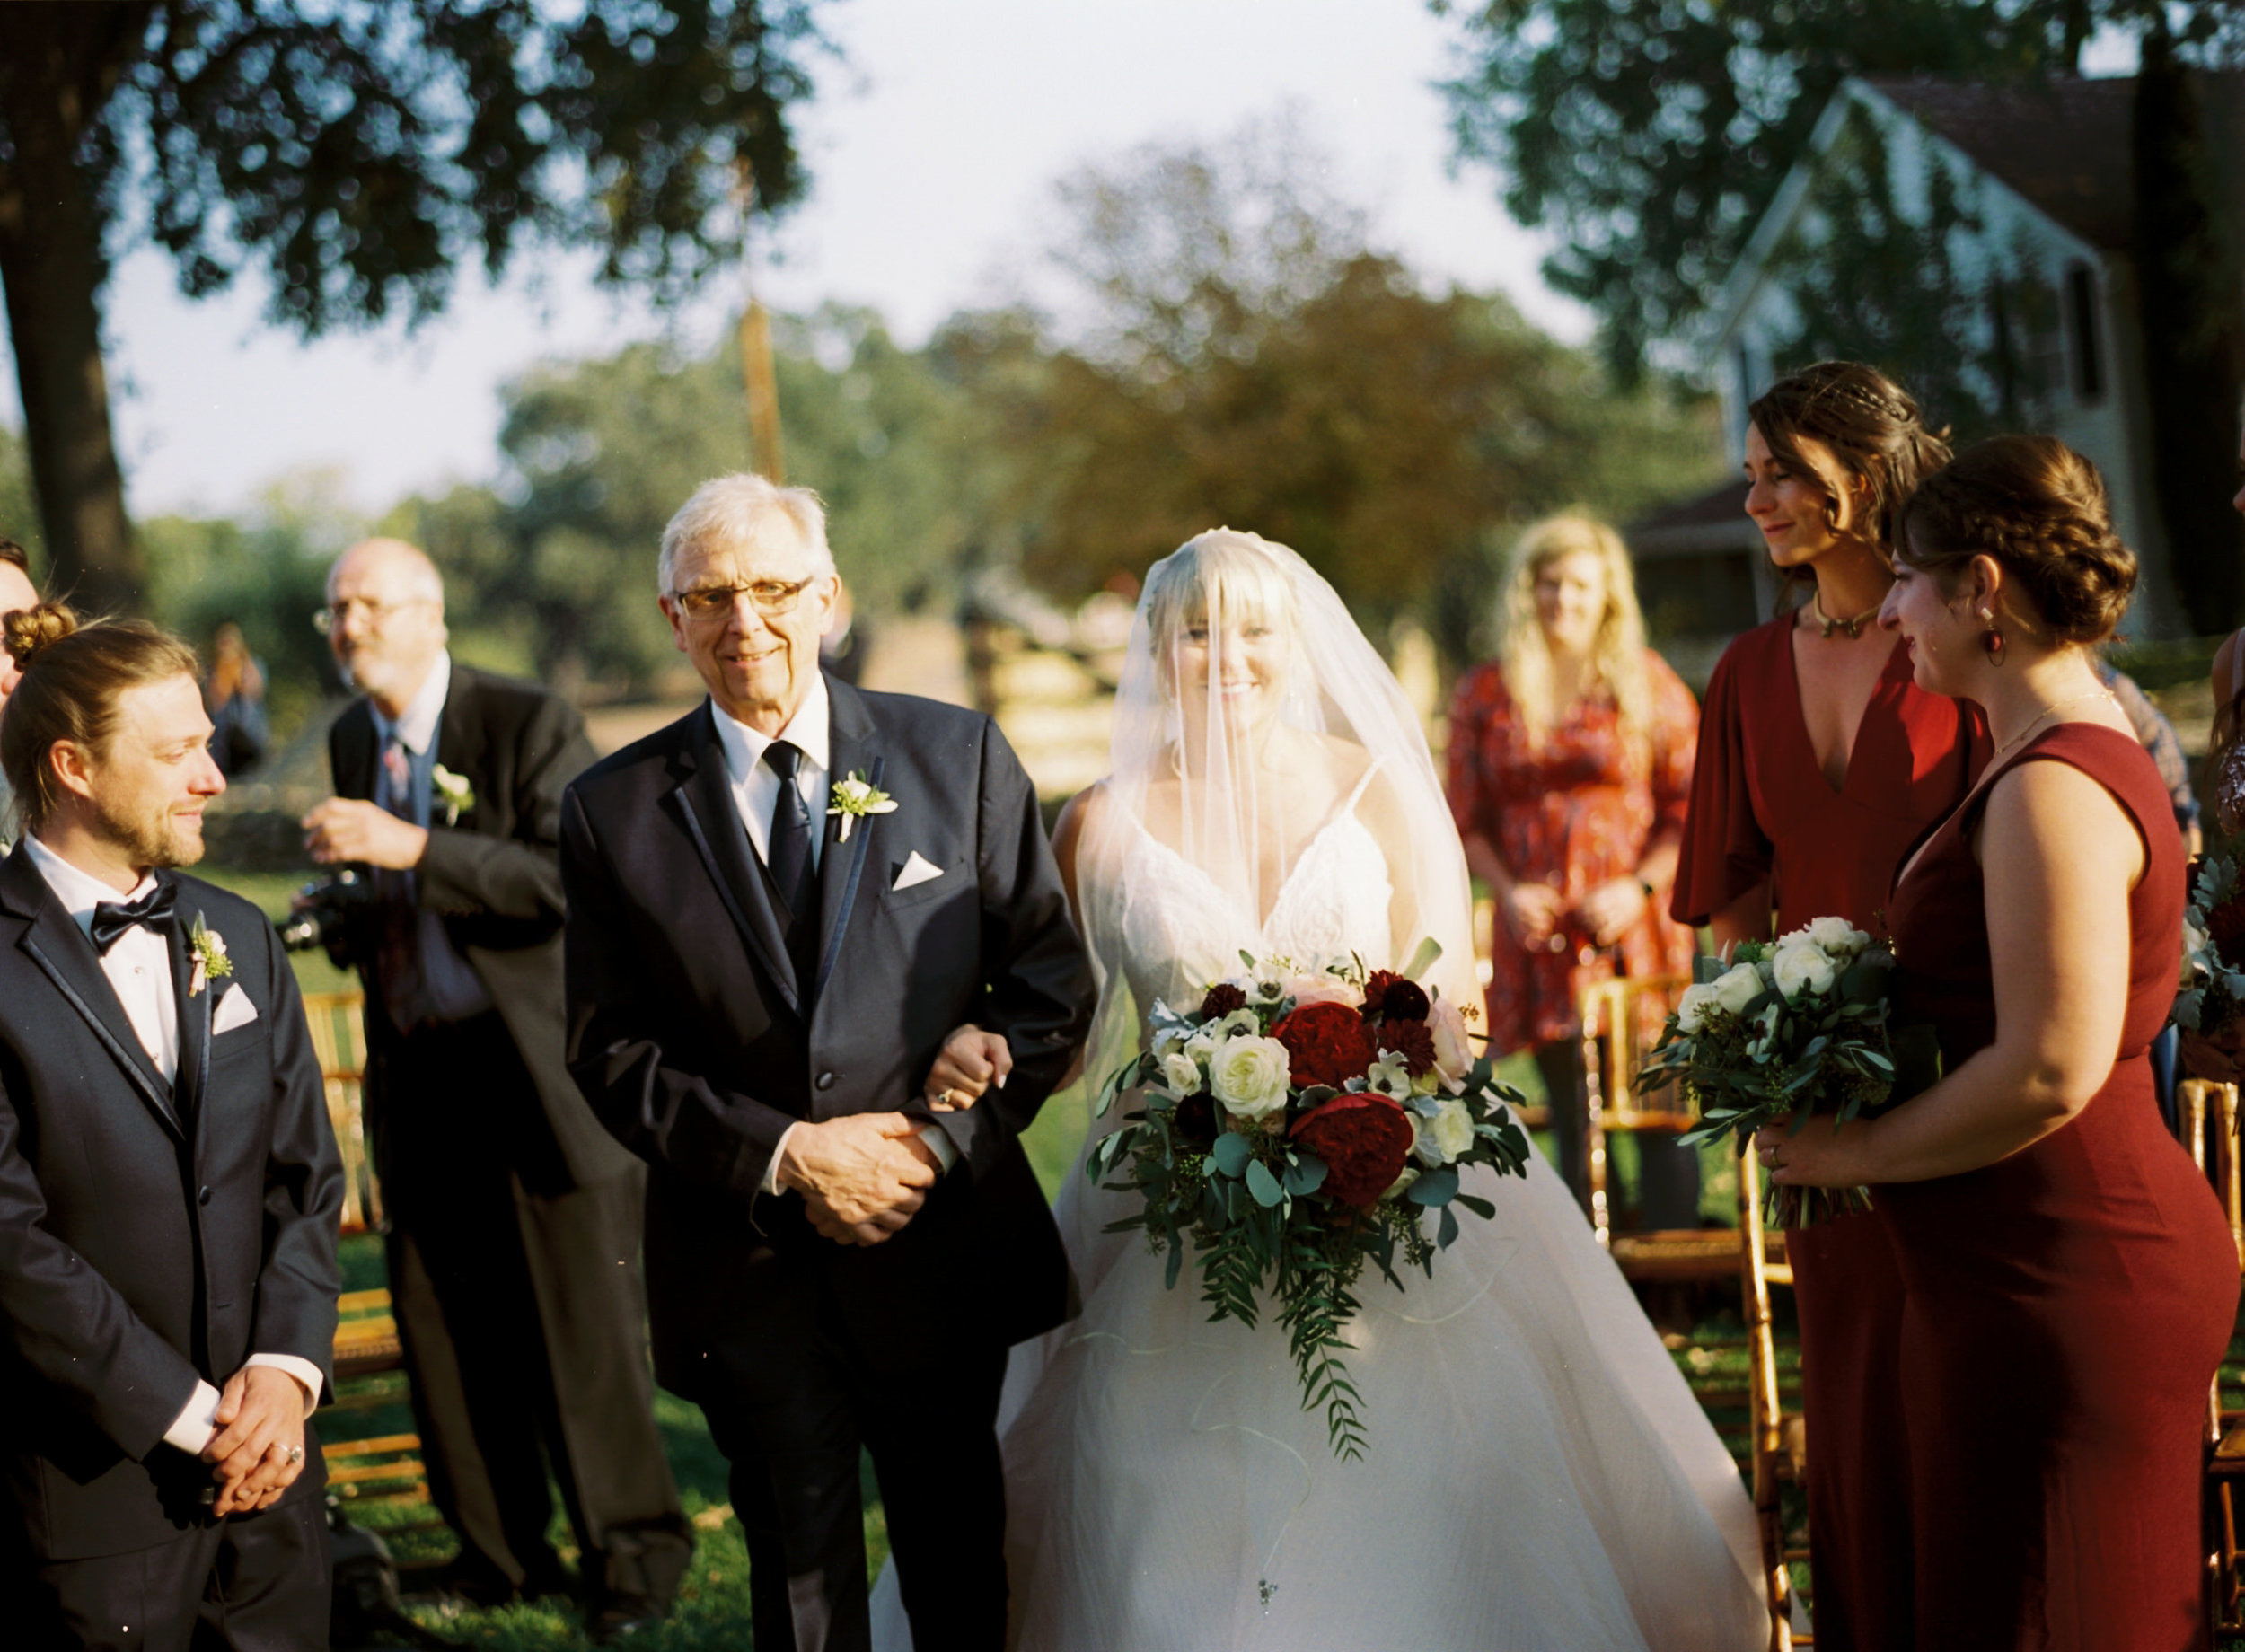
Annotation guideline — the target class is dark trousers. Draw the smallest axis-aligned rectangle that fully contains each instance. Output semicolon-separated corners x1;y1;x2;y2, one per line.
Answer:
376;1014;691;1606
1534;1039;1701;1229
20;1486;329;1652
700;1276;1009;1652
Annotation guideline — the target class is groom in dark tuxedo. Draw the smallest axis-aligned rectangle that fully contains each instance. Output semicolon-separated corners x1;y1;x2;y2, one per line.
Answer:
562;474;1094;1652
0;609;342;1647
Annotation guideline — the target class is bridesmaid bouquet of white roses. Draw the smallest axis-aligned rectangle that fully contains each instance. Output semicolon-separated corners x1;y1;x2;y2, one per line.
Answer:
1087;942;1535;1461
1640;918;1936;1226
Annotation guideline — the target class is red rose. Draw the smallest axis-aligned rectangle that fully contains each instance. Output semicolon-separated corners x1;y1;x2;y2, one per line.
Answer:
1290;1092;1416;1208
1199;982;1248;1021
1362;970;1430;1024
1271;1000;1375;1090
1378;1018;1437;1078
2211;892;2245;960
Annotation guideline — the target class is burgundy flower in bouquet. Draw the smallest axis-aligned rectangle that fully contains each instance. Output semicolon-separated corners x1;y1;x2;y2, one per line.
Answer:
1271;1000;1374;1090
1290;1092;1415;1208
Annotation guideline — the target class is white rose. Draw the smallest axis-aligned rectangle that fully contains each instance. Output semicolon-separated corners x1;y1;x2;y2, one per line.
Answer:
1710;962;1765;1015
1677;981;1721;1032
1184;1031;1219;1062
1413;1098;1475;1165
1771;939;1837;999
1808;916;1869;957
1158;1051;1203;1095
1208;1033;1291;1124
1428;996;1474;1084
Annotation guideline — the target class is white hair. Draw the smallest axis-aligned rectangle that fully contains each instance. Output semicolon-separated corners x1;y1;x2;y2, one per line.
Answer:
657;473;834;593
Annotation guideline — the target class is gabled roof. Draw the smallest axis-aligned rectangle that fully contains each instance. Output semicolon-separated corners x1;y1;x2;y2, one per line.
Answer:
1858;75;2136;253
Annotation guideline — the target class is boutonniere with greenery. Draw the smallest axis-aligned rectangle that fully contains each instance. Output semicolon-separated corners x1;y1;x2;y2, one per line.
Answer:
430;763;475;826
188;913;233;998
826;771;898;841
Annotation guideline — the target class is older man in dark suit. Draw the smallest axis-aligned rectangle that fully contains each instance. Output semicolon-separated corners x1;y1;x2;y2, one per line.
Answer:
562;475;1095;1652
0;604;342;1649
302;538;688;1637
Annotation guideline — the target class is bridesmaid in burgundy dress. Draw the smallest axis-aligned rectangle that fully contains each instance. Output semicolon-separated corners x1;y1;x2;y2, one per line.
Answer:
1765;435;2237;1651
1673;360;1971;1650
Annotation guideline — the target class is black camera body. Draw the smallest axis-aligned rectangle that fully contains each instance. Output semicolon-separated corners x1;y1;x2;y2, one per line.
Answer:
277;869;374;953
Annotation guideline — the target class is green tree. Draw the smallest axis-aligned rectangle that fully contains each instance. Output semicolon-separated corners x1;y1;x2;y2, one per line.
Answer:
0;0;828;613
409;304;987;692
949;128;1721;659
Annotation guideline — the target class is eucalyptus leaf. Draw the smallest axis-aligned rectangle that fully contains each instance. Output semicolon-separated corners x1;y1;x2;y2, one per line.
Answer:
1406;1166;1459;1206
1437;1205;1460;1248
1211;1131;1254;1177
1285;1155;1329;1196
1246;1159;1284;1208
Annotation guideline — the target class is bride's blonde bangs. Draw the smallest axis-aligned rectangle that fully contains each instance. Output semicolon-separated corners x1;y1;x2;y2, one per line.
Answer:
1145;528;1301;648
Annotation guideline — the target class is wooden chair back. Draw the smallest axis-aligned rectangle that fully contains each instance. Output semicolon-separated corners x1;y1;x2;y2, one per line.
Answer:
2182;1078;2245;1637
1739;1147;1809;1649
1576;971;1695;1247
300;989;383;1236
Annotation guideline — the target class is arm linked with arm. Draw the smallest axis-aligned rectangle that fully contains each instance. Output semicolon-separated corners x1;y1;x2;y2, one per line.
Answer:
561;786;803;1198
911;721;1095;1179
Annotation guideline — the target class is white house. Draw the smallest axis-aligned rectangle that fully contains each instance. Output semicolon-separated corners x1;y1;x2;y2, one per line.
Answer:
1643;71;2245;644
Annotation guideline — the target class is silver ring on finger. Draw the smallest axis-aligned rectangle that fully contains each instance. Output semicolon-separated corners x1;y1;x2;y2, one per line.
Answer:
284;1444;304;1466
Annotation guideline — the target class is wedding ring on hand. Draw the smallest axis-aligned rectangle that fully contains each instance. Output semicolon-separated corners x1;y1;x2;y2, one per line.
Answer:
933;1087;957;1109
284;1444;304;1466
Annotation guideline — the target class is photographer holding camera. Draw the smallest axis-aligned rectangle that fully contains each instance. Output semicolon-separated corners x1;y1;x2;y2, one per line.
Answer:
302;538;688;1637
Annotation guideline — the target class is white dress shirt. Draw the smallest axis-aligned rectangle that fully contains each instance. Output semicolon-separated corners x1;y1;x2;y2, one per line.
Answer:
23;834;321;1452
709;681;957;1191
373;652;494;1025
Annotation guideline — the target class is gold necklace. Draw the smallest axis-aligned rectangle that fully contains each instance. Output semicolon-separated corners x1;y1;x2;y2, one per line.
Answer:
1989;689;2118;761
1809;589;1881;639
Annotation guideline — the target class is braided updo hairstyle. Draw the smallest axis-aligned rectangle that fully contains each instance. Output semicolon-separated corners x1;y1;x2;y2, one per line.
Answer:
0;603;202;834
1749;361;1953;567
1896;435;2137;646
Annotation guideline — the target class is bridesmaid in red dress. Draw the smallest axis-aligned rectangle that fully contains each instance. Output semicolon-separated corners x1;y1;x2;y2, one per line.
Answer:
1765;435;2237;1651
1672;361;1971;1650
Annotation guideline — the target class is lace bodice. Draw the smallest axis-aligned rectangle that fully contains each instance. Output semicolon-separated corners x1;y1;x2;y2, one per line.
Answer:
1108;780;1395;1013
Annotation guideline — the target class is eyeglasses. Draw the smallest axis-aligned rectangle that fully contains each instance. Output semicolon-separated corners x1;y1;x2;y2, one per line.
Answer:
312;596;436;635
666;576;817;620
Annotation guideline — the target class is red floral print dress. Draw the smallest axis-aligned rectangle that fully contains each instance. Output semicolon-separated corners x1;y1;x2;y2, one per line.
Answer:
1444;652;1699;1050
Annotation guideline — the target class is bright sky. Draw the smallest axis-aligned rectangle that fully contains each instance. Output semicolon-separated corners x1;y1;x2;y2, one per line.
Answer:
67;0;1580;521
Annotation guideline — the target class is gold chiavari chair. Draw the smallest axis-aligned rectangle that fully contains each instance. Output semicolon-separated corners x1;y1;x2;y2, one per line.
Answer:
1579;972;1742;1281
2181;1077;2245;1637
1739;1146;1809;1649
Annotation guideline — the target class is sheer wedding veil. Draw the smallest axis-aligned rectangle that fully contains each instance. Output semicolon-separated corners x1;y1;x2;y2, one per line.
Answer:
1071;528;1477;1085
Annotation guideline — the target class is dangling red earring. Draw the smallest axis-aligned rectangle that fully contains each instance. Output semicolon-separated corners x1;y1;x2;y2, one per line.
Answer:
1979;608;2005;665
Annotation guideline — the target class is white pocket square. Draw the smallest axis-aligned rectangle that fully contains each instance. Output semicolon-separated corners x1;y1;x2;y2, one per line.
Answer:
892;851;946;892
211;984;260;1036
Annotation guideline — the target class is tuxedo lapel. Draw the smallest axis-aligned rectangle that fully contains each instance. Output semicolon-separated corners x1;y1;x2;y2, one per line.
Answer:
814;681;882;1002
434;667;489;822
0;851;182;1141
669;703;802;1016
166;879;213;1137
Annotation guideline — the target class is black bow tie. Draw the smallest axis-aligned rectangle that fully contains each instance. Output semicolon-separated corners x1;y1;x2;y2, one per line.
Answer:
89;883;177;954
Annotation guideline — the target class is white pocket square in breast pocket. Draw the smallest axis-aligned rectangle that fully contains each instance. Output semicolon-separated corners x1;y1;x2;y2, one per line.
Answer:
892;850;946;892
212;984;260;1036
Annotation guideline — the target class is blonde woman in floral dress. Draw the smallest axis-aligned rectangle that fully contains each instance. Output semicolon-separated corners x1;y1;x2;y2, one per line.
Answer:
1445;514;1701;1222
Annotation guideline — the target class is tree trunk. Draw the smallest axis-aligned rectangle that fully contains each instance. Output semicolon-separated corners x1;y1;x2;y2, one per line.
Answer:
2131;33;2245;637
0;4;154;613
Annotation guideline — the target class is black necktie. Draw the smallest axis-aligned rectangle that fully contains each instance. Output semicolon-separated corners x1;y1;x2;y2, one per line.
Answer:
764;741;819;984
90;883;178;954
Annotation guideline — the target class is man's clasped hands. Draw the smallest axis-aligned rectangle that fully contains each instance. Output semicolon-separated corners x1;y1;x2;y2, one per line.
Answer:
198;1365;315;1516
776;1025;1012;1246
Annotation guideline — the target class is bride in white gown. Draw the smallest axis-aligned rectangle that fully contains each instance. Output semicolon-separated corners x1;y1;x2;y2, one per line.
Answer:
876;529;1766;1650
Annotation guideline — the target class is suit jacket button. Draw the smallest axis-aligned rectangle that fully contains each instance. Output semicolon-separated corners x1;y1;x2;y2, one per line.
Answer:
815;1072;836;1092
198;1186;213;1206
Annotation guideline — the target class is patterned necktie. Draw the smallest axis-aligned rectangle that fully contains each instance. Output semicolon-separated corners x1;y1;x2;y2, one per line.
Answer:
90;883;178;953
764;741;819;987
374;732;424;1031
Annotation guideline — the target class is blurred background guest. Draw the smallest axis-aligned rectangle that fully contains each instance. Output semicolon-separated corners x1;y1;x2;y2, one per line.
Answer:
203;620;269;778
1445;512;1700;1223
2185;399;2245;1085
1672;359;1968;1652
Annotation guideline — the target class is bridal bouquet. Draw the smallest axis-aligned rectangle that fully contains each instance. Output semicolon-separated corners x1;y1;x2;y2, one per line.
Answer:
1087;942;1534;1460
1640;918;1932;1227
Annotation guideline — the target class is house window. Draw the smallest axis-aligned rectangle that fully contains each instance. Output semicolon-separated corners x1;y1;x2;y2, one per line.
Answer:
2066;262;2104;403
